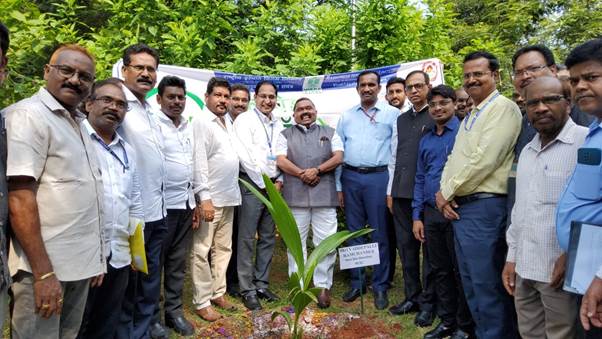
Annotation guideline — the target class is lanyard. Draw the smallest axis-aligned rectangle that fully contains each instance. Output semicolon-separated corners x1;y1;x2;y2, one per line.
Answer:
93;134;129;172
255;109;275;155
463;92;500;131
361;107;377;123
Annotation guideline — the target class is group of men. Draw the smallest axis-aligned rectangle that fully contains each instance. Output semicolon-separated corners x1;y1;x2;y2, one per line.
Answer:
0;19;602;339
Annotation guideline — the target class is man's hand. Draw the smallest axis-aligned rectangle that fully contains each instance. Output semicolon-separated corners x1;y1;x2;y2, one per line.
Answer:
550;253;567;289
386;195;393;214
300;168;319;185
191;207;200;229
200;199;215;222
90;273;104;288
34;274;63;318
581;277;602;330
436;191;460;220
274;180;283;192
435;191;448;210
502;261;517;296
412;220;425;243
337;191;344;209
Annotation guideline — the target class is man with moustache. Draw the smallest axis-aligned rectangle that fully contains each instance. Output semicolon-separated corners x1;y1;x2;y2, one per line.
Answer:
385;76;410;112
225;83;250;298
116;43;169;339
557;38;602;338
276;97;343;309
233;80;283;310
191;77;244;320
6;44;104;338
436;51;522;338
387;70;436;326
413;85;474;339
0;22;11;330
78;78;144;339
503;76;586;339
337;70;398;310
455;87;473;120
153;76;195;335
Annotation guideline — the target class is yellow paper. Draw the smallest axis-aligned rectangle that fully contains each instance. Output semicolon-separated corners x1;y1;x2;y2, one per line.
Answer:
129;221;148;274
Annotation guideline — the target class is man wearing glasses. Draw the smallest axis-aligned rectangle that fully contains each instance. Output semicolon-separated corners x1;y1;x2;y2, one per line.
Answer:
387;70;437;327
436;51;522;339
78;78;144;339
116;44;169;339
6;44;104;338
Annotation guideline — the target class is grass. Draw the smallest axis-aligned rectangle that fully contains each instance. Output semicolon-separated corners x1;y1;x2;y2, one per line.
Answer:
172;235;435;338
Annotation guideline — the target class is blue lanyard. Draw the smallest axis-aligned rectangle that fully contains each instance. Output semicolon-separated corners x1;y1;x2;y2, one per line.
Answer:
93;134;129;172
255;109;275;155
463;92;500;131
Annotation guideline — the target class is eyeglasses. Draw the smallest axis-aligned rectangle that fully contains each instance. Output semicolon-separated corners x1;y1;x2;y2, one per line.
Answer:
405;83;426;91
463;71;492;80
512;65;548;78
91;95;130;111
125;64;157;74
525;95;566;109
49;64;95;84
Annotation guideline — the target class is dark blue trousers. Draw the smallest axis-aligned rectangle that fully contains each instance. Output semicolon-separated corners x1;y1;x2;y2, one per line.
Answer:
341;168;391;292
452;197;518;339
116;218;168;339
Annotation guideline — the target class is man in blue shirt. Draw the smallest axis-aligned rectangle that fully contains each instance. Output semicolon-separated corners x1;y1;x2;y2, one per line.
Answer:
336;70;399;310
413;85;474;339
556;38;602;338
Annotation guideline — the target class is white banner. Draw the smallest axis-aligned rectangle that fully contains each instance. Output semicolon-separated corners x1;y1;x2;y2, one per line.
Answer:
113;58;445;127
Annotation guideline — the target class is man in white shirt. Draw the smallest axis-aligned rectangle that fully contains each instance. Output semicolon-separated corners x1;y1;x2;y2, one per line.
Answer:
153;76;195;335
115;44;169;339
6;44;104;339
191;77;242;321
233;80;284;310
78;78;144;339
503;76;587;339
225;83;250;298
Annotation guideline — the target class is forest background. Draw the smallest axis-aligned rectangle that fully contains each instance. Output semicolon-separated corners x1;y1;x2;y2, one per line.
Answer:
0;0;601;108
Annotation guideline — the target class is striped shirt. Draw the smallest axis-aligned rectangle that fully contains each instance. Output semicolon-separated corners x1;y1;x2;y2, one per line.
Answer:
506;118;588;283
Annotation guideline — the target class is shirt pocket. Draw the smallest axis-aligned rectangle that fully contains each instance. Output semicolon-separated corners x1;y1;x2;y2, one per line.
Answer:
573;162;602;200
537;170;570;204
372;121;392;141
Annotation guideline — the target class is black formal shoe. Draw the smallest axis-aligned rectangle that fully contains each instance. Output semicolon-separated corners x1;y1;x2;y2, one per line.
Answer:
256;288;280;302
242;294;262;310
415;310;436;327
450;329;474;339
373;291;389;310
166;315;194;336
342;288;367;302
424;323;455;339
389;300;419;315
149;322;169;339
227;287;241;298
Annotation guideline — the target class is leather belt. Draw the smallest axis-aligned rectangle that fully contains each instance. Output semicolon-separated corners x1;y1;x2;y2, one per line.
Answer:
454;193;506;205
343;164;388;174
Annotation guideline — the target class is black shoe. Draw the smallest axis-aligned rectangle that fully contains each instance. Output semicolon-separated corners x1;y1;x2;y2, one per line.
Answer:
450;329;474;339
424;323;455;339
257;288;280;302
242;294;262;310
342;288;367;302
389;300;419;315
415;310;436;327
149;322;169;339
166;315;194;336
373;291;389;310
227;287;241;298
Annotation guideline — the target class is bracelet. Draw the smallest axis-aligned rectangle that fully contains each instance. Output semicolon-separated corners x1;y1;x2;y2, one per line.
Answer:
316;167;322;175
36;271;55;282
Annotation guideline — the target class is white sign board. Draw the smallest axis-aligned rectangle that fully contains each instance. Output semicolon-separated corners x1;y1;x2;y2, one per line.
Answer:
338;243;380;270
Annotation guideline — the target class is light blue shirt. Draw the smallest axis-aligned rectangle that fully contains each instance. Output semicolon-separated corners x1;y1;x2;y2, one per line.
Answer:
556;119;602;251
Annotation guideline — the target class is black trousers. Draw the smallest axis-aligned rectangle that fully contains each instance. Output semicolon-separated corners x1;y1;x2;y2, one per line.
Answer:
225;206;239;291
424;205;473;331
392;198;435;311
154;207;193;322
78;262;130;339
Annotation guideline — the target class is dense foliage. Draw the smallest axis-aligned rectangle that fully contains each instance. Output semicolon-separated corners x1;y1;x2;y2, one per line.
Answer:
1;0;601;107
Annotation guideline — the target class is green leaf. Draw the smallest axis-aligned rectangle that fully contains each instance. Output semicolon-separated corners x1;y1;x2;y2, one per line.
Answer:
238;178;274;212
271;310;293;332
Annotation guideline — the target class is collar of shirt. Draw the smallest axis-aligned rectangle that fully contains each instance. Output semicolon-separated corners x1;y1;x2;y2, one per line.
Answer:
122;84;152;111
38;87;85;122
254;108;277;124
588;118;602;134
430;115;460;135
352;100;391;115
527;118;579;153
472;89;500;112
156;109;188;130
411;103;429;116
294;123;317;133
81;119;125;146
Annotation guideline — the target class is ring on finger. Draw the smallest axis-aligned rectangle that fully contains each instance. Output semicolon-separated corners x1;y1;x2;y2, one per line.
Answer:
41;303;50;309
58;298;64;304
